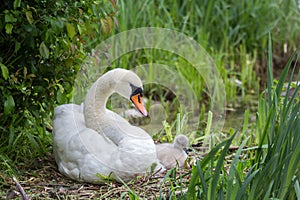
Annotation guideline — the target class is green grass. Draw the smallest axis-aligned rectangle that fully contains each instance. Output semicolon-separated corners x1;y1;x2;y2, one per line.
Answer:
179;39;300;199
115;0;299;102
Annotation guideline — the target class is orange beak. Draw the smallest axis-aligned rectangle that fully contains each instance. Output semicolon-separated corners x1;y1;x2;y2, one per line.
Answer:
130;94;148;117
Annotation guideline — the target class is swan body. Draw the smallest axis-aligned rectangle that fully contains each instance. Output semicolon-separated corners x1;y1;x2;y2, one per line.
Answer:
156;135;189;169
53;69;163;183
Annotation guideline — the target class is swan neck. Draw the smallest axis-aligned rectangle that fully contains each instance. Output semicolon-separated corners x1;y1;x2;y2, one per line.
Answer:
83;73;115;129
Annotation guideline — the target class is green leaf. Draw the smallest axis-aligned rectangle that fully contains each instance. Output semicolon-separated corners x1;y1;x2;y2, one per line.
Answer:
15;41;21;53
13;0;21;9
1;63;9;80
5;23;13;34
162;120;173;142
25;11;34;24
5;13;17;23
39;42;49;59
66;22;76;39
4;95;15;115
56;90;67;104
51;18;64;33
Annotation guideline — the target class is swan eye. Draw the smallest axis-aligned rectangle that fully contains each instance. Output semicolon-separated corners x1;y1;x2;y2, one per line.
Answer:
130;84;143;97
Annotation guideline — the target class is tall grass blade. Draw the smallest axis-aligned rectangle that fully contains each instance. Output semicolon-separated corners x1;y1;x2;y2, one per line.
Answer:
262;180;274;200
201;138;232;168
295;180;300;200
236;168;260;200
186;160;206;200
208;132;236;200
274;52;295;98
226;137;249;199
118;178;140;200
267;33;273;107
159;169;176;199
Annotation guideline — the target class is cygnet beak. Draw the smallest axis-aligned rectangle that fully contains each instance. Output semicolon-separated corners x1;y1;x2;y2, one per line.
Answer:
183;147;189;154
130;93;148;117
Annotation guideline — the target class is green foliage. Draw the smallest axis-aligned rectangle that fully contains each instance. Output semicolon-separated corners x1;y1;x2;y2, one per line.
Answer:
0;0;117;176
117;0;300;57
250;47;300;200
115;0;299;104
183;41;300;199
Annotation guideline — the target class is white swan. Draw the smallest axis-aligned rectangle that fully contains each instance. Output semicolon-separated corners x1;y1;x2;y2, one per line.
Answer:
156;135;189;169
52;68;163;183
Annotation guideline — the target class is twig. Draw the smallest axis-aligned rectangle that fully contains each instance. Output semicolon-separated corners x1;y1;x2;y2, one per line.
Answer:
147;167;164;181
6;190;19;200
12;177;30;200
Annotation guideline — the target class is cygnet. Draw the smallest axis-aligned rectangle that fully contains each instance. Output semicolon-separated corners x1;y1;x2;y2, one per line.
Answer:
156;135;189;169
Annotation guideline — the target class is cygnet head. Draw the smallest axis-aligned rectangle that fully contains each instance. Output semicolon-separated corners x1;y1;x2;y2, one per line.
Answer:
110;69;147;116
173;135;189;151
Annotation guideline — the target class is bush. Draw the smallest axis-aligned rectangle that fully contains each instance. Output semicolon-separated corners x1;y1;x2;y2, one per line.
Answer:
0;0;117;173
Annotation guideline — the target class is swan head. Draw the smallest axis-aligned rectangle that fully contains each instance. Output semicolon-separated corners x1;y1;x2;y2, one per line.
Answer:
112;69;148;116
173;135;189;153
